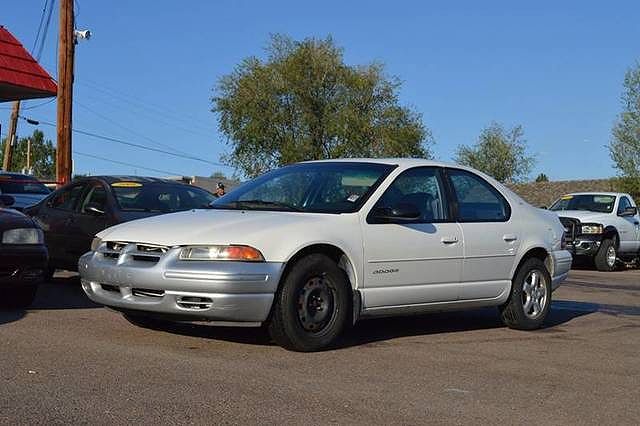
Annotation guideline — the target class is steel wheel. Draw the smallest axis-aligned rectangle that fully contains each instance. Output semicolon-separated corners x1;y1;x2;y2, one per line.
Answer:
606;245;616;268
296;276;335;333
521;270;548;320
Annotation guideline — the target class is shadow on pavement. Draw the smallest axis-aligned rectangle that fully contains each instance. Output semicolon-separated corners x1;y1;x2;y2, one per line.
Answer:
0;275;99;326
125;298;622;350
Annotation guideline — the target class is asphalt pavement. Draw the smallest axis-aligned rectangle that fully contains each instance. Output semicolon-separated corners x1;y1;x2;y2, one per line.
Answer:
1;268;639;425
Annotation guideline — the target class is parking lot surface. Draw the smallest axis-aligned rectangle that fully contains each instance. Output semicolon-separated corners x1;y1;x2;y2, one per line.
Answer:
1;268;639;425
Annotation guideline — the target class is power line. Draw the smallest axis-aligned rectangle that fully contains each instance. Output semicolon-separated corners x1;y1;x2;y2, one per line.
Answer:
35;0;55;60
20;116;231;168
31;0;49;54
74;151;182;176
75;101;195;157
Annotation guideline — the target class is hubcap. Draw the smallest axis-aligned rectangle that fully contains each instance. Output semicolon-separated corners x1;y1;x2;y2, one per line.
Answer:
522;270;548;320
297;276;335;333
606;246;616;267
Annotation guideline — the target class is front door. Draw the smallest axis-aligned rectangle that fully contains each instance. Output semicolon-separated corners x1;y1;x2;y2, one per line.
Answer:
361;167;463;308
68;181;110;261
446;168;520;300
616;196;640;254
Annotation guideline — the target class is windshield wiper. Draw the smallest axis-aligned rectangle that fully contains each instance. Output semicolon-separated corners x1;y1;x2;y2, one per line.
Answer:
212;199;302;212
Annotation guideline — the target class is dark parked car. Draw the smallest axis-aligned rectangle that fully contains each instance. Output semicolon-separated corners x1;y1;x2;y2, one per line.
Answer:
0;194;48;308
0;171;51;210
25;176;216;274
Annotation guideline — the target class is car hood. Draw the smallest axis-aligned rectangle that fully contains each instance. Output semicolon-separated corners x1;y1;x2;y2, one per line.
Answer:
553;210;609;223
0;207;36;231
98;208;344;247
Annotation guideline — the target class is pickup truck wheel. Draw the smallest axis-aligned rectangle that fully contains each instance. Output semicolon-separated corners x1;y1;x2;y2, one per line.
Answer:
500;258;551;330
267;254;350;352
1;284;38;309
594;239;617;272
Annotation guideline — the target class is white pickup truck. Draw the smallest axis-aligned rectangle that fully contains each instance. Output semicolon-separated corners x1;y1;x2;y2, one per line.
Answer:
549;192;640;271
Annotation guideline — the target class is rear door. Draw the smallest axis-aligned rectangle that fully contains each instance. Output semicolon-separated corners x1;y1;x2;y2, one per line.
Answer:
445;168;521;300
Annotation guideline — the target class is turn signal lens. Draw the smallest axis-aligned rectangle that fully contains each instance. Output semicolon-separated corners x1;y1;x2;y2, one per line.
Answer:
179;245;265;262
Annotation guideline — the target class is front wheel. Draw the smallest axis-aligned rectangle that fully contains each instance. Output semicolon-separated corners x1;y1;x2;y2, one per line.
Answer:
267;254;351;352
594;238;617;272
500;258;551;330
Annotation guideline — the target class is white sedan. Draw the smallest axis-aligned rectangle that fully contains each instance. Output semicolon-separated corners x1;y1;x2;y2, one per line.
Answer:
79;159;571;351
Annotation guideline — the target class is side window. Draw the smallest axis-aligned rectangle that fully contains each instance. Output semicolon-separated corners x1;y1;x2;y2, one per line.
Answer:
48;184;85;211
80;183;108;214
617;197;631;214
448;169;510;222
373;167;448;222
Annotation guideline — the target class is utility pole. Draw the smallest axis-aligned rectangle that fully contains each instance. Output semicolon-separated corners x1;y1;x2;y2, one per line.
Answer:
2;101;20;171
56;0;74;186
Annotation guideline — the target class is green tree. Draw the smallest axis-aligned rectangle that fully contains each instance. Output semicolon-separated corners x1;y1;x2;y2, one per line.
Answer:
0;130;56;178
212;34;432;178
535;173;549;183
454;122;535;183
609;62;640;189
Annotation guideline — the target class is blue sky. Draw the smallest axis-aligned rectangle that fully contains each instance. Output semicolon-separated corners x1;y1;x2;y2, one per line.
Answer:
2;0;639;180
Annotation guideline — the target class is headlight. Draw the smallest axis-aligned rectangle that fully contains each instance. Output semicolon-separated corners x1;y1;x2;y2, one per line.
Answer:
90;237;103;251
581;224;603;234
2;228;44;244
179;245;264;261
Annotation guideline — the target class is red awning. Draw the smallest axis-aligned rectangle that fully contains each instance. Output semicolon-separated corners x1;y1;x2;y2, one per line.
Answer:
0;26;57;102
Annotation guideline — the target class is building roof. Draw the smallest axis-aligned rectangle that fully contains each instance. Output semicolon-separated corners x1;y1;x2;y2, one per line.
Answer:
0;26;57;102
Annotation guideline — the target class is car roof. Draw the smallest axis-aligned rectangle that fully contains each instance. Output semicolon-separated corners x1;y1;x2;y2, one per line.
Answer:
302;158;460;168
0;171;39;179
564;192;622;197
77;175;182;185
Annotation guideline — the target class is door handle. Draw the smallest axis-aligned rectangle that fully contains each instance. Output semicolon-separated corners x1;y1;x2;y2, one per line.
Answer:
441;236;459;244
503;234;518;242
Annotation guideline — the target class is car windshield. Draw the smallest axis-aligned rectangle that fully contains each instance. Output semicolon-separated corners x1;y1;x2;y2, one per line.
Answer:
550;194;616;213
211;162;395;213
0;175;50;194
112;182;216;212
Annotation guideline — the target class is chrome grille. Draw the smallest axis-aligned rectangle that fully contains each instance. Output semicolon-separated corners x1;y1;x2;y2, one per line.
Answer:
98;242;169;264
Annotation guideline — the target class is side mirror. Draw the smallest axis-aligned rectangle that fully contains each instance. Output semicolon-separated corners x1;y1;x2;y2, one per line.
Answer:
370;203;421;223
0;194;15;207
619;206;638;217
85;203;105;215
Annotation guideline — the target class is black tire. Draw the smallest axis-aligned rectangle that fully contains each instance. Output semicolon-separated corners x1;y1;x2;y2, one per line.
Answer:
43;267;55;282
500;258;552;330
1;284;38;309
267;254;351;352
594;238;617;272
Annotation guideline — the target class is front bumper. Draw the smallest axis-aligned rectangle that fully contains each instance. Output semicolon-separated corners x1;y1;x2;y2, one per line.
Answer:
0;244;48;286
566;236;602;257
79;247;284;324
550;249;572;291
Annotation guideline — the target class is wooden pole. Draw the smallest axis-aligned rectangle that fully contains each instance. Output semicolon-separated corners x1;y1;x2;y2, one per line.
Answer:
2;101;20;171
56;0;74;186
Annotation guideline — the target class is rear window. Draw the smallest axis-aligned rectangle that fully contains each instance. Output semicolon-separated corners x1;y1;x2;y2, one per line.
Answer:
0;175;50;195
111;182;216;213
550;194;616;213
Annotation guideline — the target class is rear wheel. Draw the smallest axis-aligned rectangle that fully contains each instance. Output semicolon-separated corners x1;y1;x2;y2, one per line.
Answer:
500;258;551;330
267;254;351;352
594;238;617;272
1;284;38;309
